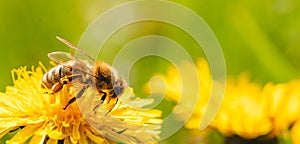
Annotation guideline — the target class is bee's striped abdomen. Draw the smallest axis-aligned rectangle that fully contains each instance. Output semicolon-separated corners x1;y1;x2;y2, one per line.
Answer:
42;64;72;89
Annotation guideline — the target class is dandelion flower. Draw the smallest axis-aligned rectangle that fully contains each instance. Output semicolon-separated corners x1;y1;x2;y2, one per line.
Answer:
144;59;212;128
0;63;162;143
210;74;272;138
291;119;300;144
263;79;300;135
146;59;272;139
146;57;300;142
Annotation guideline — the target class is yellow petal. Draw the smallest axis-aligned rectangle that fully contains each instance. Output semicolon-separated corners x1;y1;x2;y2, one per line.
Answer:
291;120;300;144
46;138;58;144
77;126;89;144
0;127;18;139
48;129;66;140
71;124;80;140
85;129;104;143
78;136;89;144
29;134;46;144
64;137;72;144
0;117;44;127
7;124;42;144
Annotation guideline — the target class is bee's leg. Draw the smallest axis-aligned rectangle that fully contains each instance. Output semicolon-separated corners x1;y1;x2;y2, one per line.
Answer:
105;98;118;116
92;91;107;113
63;85;89;110
100;90;107;102
49;75;81;94
50;82;65;94
43;136;49;144
102;79;126;115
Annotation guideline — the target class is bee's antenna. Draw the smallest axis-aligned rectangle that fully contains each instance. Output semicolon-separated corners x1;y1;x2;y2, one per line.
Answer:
56;36;97;63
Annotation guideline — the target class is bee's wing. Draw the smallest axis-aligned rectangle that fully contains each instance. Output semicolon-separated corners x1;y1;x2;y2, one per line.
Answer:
56;36;97;65
48;51;94;75
48;51;74;64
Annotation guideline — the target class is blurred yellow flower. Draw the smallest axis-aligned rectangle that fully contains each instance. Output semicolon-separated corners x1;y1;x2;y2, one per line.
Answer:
263;80;300;135
210;75;272;139
146;58;300;140
0;64;162;143
291;119;300;144
144;59;212;129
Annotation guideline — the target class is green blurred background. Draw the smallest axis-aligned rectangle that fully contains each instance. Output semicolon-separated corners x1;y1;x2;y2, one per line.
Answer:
0;0;300;143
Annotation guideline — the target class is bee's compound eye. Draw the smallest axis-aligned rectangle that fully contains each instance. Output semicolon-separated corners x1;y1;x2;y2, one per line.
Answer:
113;87;124;96
112;79;126;97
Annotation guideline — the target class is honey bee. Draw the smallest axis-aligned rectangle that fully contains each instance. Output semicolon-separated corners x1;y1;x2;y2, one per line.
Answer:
42;36;127;110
